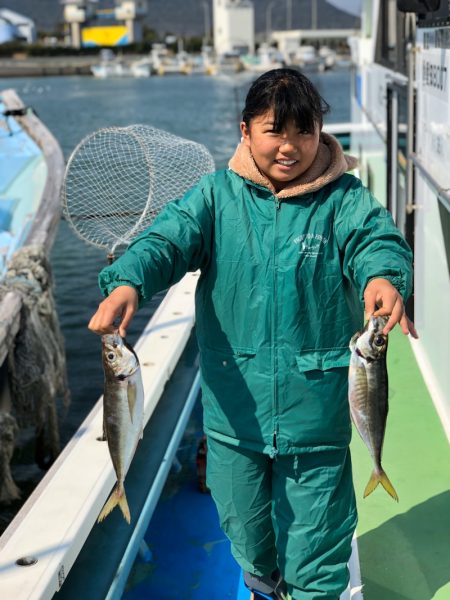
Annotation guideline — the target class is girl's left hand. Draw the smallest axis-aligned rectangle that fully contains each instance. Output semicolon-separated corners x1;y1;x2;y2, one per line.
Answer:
363;278;419;338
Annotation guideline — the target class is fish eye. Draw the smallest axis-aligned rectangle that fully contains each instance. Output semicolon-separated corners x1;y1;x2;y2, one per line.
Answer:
107;352;115;360
374;335;385;347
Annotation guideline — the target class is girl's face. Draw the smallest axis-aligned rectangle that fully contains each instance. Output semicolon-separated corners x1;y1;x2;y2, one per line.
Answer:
240;109;321;191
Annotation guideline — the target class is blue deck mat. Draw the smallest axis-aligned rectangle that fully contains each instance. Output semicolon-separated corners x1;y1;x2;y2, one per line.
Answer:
123;476;242;600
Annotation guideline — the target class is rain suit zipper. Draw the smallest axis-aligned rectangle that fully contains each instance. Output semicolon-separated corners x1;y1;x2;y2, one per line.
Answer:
270;196;281;459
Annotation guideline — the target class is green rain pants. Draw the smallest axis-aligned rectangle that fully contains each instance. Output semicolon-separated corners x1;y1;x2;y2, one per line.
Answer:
206;437;357;600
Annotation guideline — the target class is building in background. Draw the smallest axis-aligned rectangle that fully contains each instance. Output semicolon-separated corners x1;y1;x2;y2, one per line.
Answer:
62;0;148;48
0;9;36;44
213;0;254;56
271;28;358;55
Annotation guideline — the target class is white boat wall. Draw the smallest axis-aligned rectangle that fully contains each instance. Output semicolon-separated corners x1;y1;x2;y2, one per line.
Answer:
0;90;68;504
347;0;450;439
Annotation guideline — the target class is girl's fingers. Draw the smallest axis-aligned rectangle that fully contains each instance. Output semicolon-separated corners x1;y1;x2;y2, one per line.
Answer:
381;302;419;338
405;314;419;338
382;299;403;334
88;302;122;334
363;280;418;338
119;304;136;338
373;305;391;317
88;287;138;336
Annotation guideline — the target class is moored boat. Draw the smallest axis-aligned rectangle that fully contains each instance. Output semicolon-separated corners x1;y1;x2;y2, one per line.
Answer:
0;90;68;508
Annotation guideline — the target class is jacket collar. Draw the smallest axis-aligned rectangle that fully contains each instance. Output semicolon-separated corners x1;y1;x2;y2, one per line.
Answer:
228;132;358;199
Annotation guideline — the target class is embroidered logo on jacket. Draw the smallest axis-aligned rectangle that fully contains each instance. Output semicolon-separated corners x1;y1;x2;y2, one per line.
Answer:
293;233;329;257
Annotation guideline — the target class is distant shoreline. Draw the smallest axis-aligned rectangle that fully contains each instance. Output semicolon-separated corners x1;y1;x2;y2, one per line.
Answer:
0;56;97;77
0;54;180;78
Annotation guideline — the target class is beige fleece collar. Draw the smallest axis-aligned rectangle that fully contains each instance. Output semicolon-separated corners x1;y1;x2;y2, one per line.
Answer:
228;132;358;199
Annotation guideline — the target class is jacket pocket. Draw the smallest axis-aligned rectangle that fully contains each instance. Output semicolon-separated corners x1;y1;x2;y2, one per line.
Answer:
199;347;263;442
295;347;350;373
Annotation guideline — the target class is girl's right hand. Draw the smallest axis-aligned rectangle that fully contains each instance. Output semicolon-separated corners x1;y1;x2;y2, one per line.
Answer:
88;285;138;338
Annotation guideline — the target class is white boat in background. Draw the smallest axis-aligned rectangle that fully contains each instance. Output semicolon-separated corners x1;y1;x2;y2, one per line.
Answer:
90;49;151;79
129;57;152;78
191;49;219;76
318;46;337;71
240;43;284;73
291;44;320;70
90;60;151;79
150;44;193;75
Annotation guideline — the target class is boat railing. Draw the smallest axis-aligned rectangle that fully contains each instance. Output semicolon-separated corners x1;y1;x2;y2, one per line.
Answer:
410;154;450;213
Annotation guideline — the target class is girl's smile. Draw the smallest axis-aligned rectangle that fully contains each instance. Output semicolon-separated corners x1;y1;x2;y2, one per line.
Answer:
240;109;321;191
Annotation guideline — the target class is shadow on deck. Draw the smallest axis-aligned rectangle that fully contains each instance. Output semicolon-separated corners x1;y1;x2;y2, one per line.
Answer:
357;490;450;600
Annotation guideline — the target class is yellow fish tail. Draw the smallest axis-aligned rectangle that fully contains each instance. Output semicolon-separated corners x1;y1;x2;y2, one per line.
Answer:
97;483;131;523
363;469;399;502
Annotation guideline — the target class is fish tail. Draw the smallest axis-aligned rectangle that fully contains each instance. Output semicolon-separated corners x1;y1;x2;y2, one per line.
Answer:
363;468;399;502
97;483;131;524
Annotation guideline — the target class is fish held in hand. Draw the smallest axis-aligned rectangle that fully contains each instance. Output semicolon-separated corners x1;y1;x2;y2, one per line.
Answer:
348;315;398;501
98;332;144;523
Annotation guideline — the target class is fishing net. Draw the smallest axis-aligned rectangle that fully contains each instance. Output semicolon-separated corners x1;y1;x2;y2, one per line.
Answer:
61;124;215;256
0;245;71;501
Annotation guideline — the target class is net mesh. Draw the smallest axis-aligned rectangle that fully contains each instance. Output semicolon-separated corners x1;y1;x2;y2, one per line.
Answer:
61;124;215;254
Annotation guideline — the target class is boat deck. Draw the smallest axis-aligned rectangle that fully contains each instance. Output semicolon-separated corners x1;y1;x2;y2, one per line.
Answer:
122;330;449;600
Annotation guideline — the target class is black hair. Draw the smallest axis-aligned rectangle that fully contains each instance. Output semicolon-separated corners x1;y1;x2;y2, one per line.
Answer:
242;68;330;134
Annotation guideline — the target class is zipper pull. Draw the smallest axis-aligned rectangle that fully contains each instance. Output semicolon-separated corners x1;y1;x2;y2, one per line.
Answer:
274;197;280;210
269;431;278;460
269;446;278;460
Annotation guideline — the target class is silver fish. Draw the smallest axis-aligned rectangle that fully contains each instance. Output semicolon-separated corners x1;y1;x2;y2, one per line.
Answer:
348;315;398;501
98;332;144;523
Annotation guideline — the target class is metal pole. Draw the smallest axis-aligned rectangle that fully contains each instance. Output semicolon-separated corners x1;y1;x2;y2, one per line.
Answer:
266;1;274;43
286;0;292;30
202;1;210;45
311;0;317;29
389;89;399;225
406;36;416;214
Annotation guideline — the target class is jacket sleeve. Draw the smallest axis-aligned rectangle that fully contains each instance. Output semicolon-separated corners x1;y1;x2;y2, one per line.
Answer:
98;177;214;306
334;176;413;301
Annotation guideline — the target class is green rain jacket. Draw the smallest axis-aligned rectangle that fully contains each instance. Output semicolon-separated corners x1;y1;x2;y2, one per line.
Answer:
99;133;413;456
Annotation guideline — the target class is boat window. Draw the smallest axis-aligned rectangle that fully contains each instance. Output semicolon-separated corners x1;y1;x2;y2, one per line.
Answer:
375;0;408;74
387;83;409;234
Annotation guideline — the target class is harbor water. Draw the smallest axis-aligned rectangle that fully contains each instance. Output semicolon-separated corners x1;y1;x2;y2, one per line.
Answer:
0;68;351;528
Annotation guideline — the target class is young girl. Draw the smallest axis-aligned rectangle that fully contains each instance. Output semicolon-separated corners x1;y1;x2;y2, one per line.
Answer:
89;69;417;599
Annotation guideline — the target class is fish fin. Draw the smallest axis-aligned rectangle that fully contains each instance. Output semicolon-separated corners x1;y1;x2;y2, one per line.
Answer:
127;382;137;423
97;483;131;524
363;469;399;502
